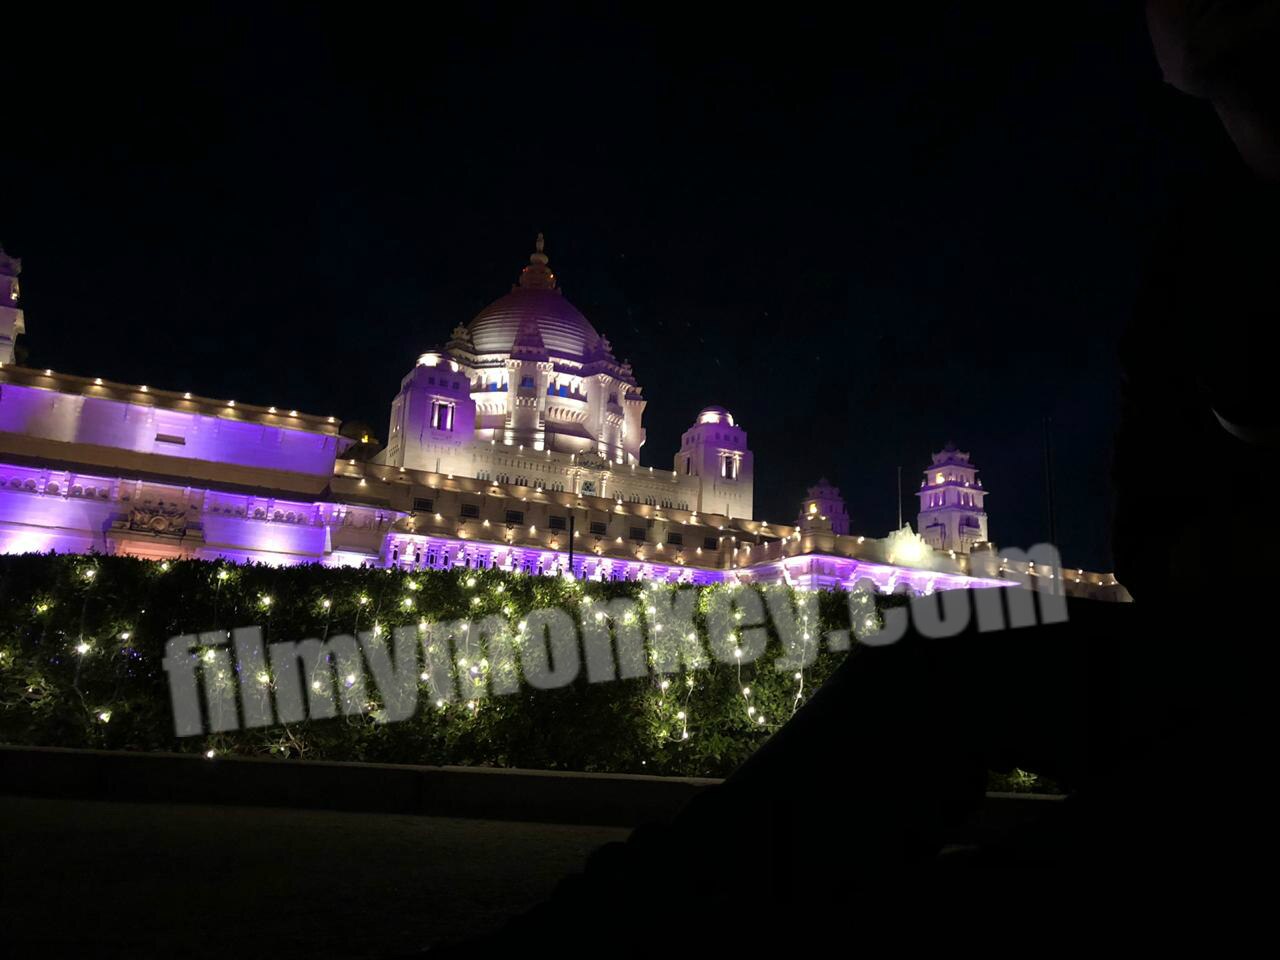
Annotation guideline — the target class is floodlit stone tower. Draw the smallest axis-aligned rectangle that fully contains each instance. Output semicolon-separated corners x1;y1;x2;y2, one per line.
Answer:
0;248;24;365
381;352;478;476
674;405;754;519
916;443;989;553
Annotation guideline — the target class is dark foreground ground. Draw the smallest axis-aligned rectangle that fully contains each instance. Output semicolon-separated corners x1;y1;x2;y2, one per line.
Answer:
1;796;627;958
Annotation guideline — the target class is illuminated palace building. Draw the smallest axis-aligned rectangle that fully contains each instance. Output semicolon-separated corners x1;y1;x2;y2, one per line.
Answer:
0;240;1125;598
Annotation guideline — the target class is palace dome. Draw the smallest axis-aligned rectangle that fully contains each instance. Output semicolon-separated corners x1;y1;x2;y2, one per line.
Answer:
466;235;600;360
468;287;599;358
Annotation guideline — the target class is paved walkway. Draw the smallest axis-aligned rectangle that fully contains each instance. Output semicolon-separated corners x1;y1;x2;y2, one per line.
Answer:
1;796;627;958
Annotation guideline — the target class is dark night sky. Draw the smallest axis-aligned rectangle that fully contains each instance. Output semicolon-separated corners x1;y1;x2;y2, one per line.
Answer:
1;5;1237;571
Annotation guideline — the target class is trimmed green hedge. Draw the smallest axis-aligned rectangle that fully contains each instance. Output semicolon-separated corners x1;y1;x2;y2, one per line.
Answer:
0;554;1056;790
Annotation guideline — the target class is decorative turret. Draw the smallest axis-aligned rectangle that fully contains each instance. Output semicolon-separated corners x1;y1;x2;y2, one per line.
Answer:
797;478;850;535
444;323;475;359
510;312;549;360
517;232;557;291
916;443;989;554
0;247;24;366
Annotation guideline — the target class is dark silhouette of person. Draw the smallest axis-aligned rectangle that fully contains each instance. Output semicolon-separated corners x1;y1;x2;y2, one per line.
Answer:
418;4;1280;951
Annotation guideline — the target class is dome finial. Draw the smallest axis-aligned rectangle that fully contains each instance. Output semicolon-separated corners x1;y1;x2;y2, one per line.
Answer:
518;232;557;290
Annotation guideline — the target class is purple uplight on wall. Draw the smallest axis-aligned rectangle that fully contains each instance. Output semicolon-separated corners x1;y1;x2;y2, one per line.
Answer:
0;384;340;477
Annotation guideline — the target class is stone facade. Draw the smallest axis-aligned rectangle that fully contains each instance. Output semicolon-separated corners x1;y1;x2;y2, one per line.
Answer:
0;236;1124;597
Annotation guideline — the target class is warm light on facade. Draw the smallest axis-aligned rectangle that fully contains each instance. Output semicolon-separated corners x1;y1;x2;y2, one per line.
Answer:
0;240;1069;597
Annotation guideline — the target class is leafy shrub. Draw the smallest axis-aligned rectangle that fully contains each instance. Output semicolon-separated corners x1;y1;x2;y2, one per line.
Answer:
0;553;1060;793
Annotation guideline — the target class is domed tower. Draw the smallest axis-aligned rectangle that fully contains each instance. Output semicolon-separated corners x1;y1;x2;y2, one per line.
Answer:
675;406;754;519
916;443;989;553
448;234;647;461
0;248;24;365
